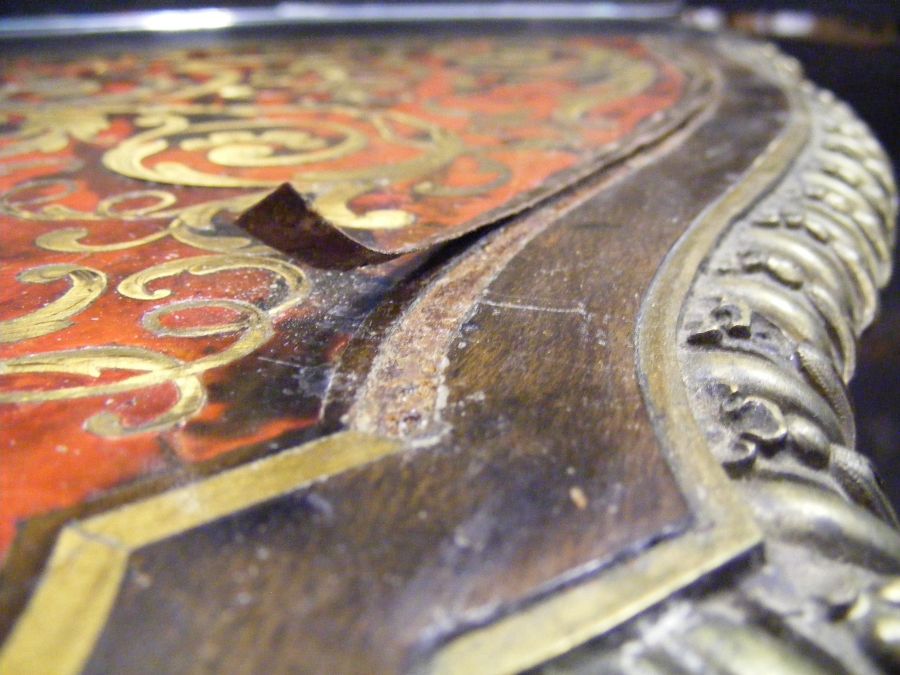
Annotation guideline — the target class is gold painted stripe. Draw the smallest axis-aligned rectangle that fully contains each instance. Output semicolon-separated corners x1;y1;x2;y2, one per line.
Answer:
0;431;402;675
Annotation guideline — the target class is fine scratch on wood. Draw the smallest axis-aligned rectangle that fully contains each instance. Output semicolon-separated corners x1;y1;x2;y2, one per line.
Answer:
479;298;589;316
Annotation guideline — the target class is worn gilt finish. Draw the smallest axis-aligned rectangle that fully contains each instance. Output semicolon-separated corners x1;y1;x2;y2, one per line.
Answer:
0;28;897;675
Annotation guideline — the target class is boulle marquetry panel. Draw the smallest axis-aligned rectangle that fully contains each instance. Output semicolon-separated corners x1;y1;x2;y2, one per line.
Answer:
0;23;896;675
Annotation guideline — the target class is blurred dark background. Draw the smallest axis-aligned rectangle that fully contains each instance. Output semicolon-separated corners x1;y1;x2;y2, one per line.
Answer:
1;1;898;505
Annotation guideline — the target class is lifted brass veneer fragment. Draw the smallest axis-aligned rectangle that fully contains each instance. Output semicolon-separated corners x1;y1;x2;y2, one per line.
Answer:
236;183;396;269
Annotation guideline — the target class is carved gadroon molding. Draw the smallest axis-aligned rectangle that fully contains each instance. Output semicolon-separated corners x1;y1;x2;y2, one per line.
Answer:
543;42;899;674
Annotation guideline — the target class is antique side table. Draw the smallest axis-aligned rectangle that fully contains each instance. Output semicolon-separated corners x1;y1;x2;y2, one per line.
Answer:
0;11;897;675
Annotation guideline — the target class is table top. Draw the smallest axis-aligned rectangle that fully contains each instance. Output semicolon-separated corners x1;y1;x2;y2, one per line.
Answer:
0;24;897;674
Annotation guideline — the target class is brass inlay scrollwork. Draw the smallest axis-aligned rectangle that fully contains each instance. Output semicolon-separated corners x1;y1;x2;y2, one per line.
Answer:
1;192;310;436
179;125;364;168
117;254;310;312
0;298;279;437
101;108;467;231
30;191;268;254
0;264;106;344
103;114;366;187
